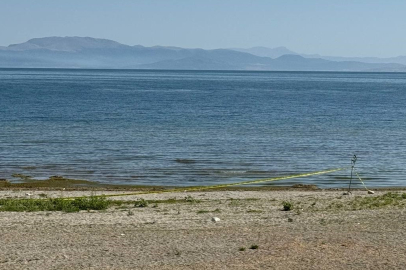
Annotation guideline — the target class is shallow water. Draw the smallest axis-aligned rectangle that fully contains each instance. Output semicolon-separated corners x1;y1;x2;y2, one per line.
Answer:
1;69;405;188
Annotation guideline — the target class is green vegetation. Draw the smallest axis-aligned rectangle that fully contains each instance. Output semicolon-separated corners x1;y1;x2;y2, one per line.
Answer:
238;247;246;251
0;196;110;212
249;245;259;250
320;192;406;212
11;173;32;180
349;192;406;210
227;197;262;205
184;195;199;203
134;198;148;208
282;201;293;211
228;198;242;206
0;174;168;191
246;209;263;213
3;175;100;188
196;208;221;214
111;197;202;206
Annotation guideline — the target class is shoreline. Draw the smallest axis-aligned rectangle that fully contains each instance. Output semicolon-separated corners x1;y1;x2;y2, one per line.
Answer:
2;174;406;192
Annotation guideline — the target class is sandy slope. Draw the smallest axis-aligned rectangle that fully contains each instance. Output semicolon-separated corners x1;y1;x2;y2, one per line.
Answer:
1;190;406;269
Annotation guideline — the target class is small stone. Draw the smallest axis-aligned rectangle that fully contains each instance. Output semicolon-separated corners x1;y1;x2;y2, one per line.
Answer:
211;217;220;223
368;190;375;194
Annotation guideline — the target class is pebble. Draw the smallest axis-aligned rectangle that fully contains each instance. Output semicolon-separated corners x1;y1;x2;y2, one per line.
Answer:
211;217;220;223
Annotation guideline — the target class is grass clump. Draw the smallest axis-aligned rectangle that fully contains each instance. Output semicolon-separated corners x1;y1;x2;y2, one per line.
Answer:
282;201;293;211
249;245;259;250
245;198;260;201
196;208;221;214
0;196;110;212
247;209;263;213
350;192;406;210
184;195;198;203
134;198;148;208
239;247;246;251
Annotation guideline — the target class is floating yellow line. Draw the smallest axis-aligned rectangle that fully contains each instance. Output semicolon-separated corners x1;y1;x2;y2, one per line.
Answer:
68;166;348;199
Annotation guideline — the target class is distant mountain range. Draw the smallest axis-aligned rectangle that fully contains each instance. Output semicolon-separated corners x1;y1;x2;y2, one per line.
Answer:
233;46;406;66
1;36;406;72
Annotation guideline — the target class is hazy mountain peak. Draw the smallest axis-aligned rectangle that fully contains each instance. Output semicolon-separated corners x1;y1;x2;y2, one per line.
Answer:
8;36;127;52
230;46;297;58
151;45;184;50
275;54;305;60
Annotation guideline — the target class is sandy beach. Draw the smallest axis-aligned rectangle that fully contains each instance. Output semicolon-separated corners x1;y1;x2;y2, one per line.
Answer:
1;188;406;269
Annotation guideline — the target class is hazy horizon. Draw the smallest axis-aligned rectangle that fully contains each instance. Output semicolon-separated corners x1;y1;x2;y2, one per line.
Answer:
1;0;406;58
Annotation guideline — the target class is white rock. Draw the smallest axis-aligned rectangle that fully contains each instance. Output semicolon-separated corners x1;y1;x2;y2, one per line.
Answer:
25;193;33;196
368;190;375;194
211;217;220;223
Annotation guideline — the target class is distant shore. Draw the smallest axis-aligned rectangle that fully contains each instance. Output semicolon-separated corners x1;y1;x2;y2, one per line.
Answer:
1;188;406;269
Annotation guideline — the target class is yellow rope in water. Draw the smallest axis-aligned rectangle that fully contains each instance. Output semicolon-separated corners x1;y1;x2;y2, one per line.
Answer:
65;166;348;200
355;171;370;191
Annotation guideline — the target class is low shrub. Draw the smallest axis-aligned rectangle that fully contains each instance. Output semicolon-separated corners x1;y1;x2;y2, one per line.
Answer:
134;198;148;208
282;201;293;211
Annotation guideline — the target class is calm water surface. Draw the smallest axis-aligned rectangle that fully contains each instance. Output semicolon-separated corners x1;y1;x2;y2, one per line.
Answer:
1;69;405;188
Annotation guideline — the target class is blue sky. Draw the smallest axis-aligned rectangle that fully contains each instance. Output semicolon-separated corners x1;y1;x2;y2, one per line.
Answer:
1;0;405;57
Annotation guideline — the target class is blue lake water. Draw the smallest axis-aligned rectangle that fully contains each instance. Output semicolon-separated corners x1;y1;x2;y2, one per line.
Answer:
0;69;405;188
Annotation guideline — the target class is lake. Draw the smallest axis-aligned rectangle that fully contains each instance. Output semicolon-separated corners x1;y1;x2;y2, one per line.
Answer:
1;69;405;188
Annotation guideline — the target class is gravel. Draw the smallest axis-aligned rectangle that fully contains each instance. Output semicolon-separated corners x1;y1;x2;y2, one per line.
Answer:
1;189;405;269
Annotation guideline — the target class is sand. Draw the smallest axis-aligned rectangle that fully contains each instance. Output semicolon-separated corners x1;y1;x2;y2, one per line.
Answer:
1;189;406;269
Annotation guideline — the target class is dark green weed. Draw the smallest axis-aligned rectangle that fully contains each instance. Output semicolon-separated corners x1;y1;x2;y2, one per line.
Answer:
282;201;293;211
0;196;110;212
196;208;221;214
